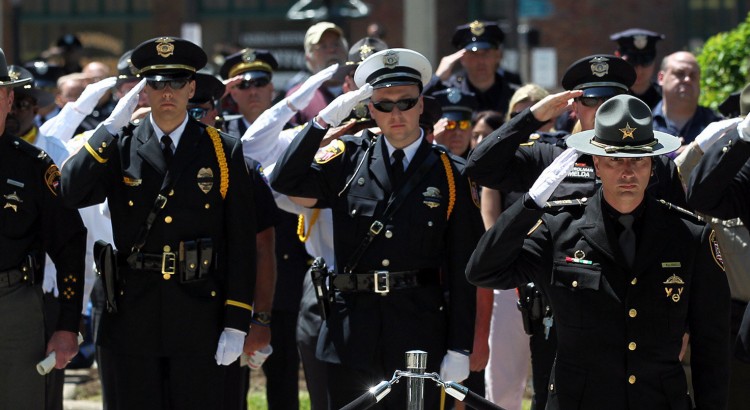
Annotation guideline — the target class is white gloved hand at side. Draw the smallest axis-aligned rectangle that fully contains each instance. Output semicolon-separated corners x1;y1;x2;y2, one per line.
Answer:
286;63;339;111
72;77;118;115
529;147;580;207
439;350;470;382
695;117;742;152
318;84;373;127
215;327;247;366
737;112;750;143
101;78;146;135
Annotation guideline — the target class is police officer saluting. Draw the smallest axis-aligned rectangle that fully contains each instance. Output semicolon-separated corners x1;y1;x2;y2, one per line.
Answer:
467;95;730;409
611;28;666;109
271;48;484;408
0;47;86;409
61;37;257;409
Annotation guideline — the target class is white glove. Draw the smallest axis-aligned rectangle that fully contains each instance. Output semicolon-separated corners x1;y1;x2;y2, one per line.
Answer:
695;117;743;152
215;327;247;366
439;350;470;382
529;147;580;207
102;78;147;135
286;63;339;111
72;76;118;115
318;84;373;127
737;112;750;143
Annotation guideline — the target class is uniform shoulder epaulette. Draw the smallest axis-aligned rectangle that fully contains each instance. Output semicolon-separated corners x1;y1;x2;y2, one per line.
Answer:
657;199;704;223
11;137;50;162
543;197;590;209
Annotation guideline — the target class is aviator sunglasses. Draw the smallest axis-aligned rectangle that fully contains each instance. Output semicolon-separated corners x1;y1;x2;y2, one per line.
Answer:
146;79;189;91
236;77;271;90
575;95;613;108
445;119;472;130
370;97;419;113
188;107;210;120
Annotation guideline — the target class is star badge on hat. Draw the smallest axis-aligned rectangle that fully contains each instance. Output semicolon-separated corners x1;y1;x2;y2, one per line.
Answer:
619;123;636;140
590;57;609;78
469;21;485;36
155;38;175;58
383;50;399;68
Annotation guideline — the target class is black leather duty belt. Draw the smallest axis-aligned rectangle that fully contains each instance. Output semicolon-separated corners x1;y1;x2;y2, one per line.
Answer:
0;269;30;288
331;269;439;295
118;252;179;280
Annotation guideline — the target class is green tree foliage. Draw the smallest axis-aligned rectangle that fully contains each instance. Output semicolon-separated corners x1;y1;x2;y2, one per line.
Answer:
697;12;750;111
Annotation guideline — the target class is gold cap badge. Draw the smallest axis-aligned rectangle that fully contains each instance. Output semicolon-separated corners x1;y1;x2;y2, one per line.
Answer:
469;21;485;36
155;37;175;58
589;56;609;78
619;123;636;140
358;44;374;61
242;49;256;63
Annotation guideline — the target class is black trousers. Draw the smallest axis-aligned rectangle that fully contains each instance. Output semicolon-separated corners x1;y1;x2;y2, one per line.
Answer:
297;272;329;410
92;277;118;410
529;320;557;410
43;292;64;410
262;310;301;409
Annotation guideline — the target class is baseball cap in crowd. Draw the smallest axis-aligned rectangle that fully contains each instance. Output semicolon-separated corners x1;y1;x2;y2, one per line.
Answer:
304;22;345;54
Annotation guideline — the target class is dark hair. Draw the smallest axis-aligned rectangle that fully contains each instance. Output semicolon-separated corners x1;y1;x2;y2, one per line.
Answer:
474;110;504;131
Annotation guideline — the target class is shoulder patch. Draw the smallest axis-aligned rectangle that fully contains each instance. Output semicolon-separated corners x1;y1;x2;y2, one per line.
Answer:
470;179;480;208
315;139;345;164
709;230;725;271
44;164;61;196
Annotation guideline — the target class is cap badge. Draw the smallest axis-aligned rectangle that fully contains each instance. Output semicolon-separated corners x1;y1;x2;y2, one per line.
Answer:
619;123;636;140
633;35;648;50
8;70;19;81
383;50;399;68
242;49;256;63
469;21;485;36
34;62;49;75
358;44;375;61
589;56;609;78
447;88;462;104
197;167;214;194
663;274;685;303
155;37;175;58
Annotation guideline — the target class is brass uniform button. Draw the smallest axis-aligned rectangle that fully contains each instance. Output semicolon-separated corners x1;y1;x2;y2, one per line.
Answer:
189;263;196;269
382;259;390;267
205;203;210;209
98;147;104;153
427;221;433;227
571;280;578;288
628;342;637;351
628;375;636;384
211;291;216;297
128;200;134;206
203;260;209;266
629;309;637;318
101;142;107;148
385;230;393;238
165;216;173;223
163;245;171;252
631;278;638;285
169;189;175;196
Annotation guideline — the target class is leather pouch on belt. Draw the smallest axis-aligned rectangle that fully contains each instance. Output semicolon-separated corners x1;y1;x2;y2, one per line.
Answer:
197;238;213;279
180;240;199;283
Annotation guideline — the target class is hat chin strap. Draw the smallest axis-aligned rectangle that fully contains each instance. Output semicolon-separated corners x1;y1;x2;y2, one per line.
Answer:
590;138;656;153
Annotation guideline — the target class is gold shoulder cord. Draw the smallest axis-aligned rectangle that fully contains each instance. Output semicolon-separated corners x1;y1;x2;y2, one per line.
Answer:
439;152;456;220
297;209;321;243
206;127;229;199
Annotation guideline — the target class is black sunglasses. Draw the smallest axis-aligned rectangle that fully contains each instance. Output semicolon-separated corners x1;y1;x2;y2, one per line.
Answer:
371;97;419;113
188;107;209;120
146;79;189;91
236;77;271;90
575;96;612;108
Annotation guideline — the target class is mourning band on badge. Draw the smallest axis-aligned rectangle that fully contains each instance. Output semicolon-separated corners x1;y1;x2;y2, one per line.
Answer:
422;187;442;209
314;140;345;164
44;165;60;196
197;167;214;194
709;230;725;271
663;274;685;303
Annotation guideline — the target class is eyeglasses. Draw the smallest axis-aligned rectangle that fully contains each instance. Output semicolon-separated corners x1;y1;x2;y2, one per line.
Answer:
236;77;271;90
188;107;209;120
371;98;419;113
146;79;189;91
575;96;612;108
12;99;34;110
445;119;472;130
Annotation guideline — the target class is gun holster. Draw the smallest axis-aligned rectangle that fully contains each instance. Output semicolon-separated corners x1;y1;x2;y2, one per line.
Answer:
94;240;119;313
310;257;332;321
517;283;544;335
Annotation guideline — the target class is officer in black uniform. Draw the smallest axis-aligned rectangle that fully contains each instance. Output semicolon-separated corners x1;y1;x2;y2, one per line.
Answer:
611;28;666;109
424;20;521;117
60;37;257;410
0;47;86;410
220;49;278;138
468;94;730;409
271;48;484;409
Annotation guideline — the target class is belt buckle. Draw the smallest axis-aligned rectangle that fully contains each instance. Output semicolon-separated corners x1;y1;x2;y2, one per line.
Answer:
373;271;389;295
162;252;176;280
370;221;384;235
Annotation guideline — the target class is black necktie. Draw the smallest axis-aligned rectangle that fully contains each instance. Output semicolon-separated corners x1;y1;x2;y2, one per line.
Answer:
161;135;174;166
391;149;405;189
618;214;636;267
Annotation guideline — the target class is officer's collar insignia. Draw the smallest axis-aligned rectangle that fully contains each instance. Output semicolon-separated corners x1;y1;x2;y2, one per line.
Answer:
589;56;609;78
422;187;442;208
663;274;685;303
469;21;485;36
619;123;636;140
44;164;60;196
359;44;374;61
447;88;462;104
6;178;24;188
314;139;345;164
633;35;648;49
709;230;725;271
382;50;399;68
123;176;142;186
242;49;256;63
155;37;175;58
197;167;214;194
3;202;17;212
3;191;22;203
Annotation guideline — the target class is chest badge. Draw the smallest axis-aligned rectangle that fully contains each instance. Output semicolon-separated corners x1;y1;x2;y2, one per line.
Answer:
422;187;442;209
197;168;214;194
663;274;685;303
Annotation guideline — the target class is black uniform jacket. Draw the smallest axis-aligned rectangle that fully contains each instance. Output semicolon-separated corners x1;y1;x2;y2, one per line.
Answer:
464;108;688;207
270;122;484;365
687;127;750;361
60;116;256;356
1;135;86;332
466;190;730;409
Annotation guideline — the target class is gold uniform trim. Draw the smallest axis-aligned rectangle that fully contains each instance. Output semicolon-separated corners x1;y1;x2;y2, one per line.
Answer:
228;62;274;78
225;300;253;312
439;152;456;220
206;127;229;199
84;141;108;163
297;209;321;243
137;64;197;75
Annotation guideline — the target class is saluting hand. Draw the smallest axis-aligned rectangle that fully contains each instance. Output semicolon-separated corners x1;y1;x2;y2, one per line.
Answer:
317;83;373;128
435;49;466;81
102;78;147;135
286;63;339;111
530;90;583;123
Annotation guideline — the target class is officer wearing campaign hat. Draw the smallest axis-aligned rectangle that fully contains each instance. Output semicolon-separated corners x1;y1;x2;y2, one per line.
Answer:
424;20;521;116
467;93;730;409
61;36;258;409
271;47;484;408
611;28;665;108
